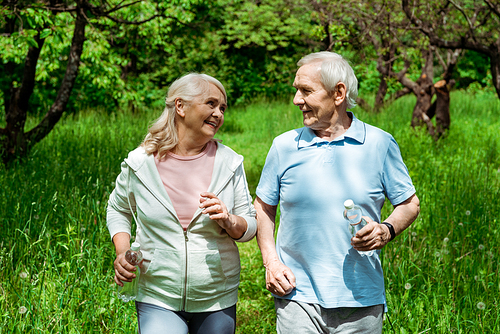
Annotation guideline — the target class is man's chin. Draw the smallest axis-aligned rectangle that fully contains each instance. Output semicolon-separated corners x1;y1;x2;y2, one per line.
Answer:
302;118;315;127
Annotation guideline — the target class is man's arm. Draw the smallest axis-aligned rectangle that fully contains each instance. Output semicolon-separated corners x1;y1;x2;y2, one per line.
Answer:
351;194;420;250
255;196;296;296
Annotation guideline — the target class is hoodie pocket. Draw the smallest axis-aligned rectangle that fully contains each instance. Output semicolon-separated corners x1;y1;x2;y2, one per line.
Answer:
143;249;183;298
187;249;227;300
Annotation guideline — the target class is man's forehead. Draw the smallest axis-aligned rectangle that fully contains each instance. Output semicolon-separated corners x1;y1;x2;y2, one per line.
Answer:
294;64;321;86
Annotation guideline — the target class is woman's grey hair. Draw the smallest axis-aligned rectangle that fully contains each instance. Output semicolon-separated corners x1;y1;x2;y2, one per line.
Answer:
297;51;358;109
142;73;227;159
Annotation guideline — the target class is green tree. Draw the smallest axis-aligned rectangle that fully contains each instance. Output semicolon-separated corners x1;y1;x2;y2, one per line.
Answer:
402;0;500;99
0;0;169;164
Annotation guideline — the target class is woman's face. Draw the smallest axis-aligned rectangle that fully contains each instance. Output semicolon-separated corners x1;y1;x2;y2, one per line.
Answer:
177;83;227;144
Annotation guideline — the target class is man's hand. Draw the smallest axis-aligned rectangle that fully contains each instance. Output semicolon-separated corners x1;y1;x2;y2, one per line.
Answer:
264;260;296;296
350;217;391;251
352;194;421;251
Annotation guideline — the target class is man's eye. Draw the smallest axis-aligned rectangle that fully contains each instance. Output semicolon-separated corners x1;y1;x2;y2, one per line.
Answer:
220;108;226;114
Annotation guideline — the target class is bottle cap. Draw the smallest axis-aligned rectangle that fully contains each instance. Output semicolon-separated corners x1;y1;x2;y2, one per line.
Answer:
131;242;141;251
344;199;354;209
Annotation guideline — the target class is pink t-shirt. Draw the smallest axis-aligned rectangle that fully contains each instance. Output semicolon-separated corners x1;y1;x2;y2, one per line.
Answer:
154;141;216;230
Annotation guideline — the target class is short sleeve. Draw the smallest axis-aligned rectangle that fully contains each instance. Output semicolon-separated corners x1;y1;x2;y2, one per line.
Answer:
382;137;416;205
256;143;281;206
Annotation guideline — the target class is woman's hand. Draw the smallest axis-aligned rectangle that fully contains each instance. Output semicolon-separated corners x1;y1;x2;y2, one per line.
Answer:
199;192;231;228
113;252;138;287
199;192;247;239
112;232;137;287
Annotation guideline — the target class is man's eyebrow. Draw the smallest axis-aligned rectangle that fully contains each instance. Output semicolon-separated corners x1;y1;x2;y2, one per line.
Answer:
293;83;312;90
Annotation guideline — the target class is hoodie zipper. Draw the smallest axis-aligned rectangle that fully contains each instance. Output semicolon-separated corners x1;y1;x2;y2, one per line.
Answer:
180;172;235;312
181;229;189;311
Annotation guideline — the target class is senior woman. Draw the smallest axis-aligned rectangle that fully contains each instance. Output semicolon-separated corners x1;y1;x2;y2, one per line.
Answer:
106;73;257;334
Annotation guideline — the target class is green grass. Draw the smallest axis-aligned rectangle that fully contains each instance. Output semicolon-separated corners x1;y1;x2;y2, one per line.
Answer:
1;92;499;333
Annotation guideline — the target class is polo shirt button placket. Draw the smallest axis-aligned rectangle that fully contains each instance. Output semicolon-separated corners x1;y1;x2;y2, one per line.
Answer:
324;143;335;164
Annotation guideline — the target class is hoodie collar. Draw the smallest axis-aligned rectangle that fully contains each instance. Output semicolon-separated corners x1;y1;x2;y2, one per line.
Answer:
298;111;366;148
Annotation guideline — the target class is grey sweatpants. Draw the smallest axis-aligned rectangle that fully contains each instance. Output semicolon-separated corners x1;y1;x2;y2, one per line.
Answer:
275;298;383;334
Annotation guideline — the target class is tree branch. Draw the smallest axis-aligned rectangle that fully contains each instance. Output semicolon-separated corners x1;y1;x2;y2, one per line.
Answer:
484;0;500;18
401;0;492;56
104;13;164;25
448;0;476;38
26;4;87;146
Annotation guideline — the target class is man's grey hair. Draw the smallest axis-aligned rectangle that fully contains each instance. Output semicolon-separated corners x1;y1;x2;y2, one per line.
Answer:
297;51;358;109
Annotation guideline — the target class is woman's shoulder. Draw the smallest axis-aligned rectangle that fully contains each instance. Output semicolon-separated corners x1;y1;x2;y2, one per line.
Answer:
215;141;244;166
124;146;149;170
215;141;239;156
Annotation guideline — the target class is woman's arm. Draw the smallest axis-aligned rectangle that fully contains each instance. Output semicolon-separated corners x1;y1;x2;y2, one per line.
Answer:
200;192;249;239
112;232;138;286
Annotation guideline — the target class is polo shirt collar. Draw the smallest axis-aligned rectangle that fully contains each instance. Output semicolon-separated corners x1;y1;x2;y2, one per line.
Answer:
297;111;366;148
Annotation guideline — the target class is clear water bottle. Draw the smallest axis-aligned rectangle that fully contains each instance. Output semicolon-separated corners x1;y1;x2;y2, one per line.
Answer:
118;242;143;302
343;199;374;256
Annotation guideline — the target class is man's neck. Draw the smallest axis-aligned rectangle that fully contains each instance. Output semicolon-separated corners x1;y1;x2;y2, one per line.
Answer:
312;110;352;141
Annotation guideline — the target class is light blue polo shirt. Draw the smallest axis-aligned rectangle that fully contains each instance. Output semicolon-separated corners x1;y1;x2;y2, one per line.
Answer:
256;112;415;309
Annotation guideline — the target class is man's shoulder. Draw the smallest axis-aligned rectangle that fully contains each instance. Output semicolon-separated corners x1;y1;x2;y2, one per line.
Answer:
363;122;395;142
272;128;305;146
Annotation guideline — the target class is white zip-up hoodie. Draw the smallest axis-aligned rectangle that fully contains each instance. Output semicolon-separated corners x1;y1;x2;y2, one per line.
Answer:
107;142;257;312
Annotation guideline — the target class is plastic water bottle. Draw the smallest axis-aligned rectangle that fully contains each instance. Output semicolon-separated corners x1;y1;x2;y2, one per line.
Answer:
118;242;143;302
343;199;374;256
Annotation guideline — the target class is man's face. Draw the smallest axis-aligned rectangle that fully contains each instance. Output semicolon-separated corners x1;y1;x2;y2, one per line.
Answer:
292;62;335;130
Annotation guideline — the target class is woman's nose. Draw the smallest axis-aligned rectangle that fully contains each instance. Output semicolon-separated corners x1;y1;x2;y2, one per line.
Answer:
213;107;223;117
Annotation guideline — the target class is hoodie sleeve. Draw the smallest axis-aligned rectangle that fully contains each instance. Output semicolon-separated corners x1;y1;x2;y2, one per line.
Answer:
230;162;257;242
106;161;136;240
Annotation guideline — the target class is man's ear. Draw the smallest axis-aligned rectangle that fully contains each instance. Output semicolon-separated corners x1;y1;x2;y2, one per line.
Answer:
334;82;347;106
175;98;185;117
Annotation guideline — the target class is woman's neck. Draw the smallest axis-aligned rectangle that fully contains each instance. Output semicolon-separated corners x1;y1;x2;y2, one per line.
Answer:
171;140;208;156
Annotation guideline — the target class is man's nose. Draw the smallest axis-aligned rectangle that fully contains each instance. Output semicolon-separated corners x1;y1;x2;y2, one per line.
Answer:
293;91;304;106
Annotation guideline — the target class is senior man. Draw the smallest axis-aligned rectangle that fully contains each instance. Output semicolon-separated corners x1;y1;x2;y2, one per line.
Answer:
255;51;420;333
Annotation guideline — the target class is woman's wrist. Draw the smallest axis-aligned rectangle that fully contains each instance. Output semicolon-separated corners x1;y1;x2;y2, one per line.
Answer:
225;214;247;239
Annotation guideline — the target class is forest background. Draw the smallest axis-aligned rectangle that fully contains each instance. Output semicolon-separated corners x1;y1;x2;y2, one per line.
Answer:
1;0;500;333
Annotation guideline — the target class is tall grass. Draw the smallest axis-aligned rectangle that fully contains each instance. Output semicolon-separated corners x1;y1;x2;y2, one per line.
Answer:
0;92;499;333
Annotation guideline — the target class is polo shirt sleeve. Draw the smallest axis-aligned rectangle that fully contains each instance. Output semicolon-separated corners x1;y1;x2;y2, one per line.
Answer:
382;136;416;206
256;143;281;206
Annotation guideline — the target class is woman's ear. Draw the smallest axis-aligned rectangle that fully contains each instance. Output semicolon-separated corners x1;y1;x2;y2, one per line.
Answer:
334;82;347;107
175;98;185;117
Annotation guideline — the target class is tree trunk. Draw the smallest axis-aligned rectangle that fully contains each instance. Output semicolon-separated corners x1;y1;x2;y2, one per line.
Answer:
0;5;87;164
434;79;453;137
410;81;435;137
489;43;500;99
355;97;373;112
373;42;396;111
374;77;388;110
1;32;45;163
392;48;435;133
